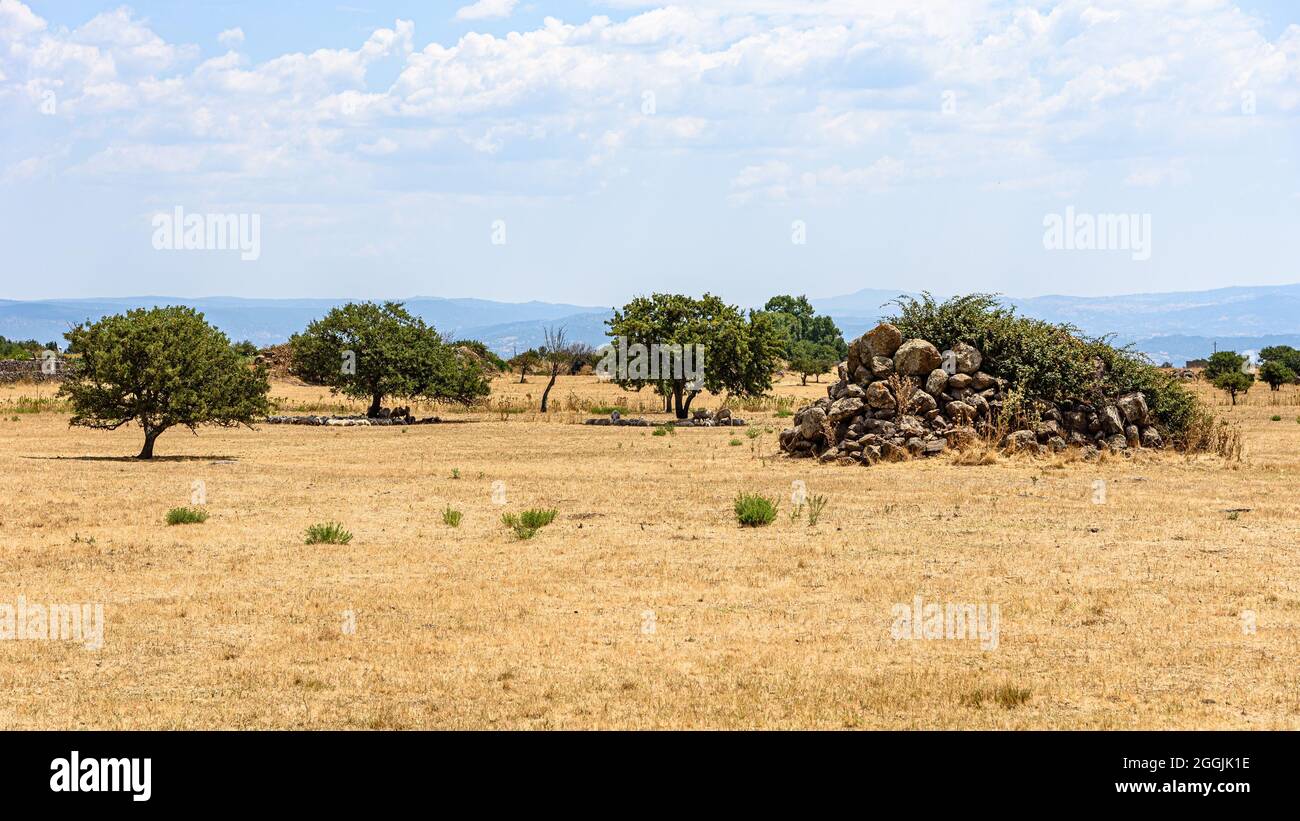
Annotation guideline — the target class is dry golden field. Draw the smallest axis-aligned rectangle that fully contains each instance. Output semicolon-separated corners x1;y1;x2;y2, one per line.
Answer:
1;374;1298;729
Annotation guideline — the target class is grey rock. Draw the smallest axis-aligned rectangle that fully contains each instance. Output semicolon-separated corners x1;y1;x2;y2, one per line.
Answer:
799;407;827;439
1100;405;1125;435
1141;426;1164;448
828;396;865;421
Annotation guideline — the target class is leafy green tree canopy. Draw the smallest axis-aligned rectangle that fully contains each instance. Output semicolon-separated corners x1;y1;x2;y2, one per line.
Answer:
58;306;271;459
1260;345;1300;375
606;293;783;419
788;339;839;385
1259;359;1296;390
289;301;488;415
761;294;847;359
1204;350;1248;381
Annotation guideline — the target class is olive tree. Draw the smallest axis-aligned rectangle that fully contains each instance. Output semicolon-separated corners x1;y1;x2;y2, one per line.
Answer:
1205;351;1253;405
59;306;271;459
604;293;783;419
289;301;489;415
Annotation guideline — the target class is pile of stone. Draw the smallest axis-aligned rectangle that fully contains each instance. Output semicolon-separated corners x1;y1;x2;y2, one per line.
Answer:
779;322;1165;466
266;406;442;426
584;408;747;427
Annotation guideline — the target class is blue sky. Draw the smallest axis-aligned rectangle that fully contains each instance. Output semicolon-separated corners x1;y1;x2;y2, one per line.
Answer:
2;0;1298;306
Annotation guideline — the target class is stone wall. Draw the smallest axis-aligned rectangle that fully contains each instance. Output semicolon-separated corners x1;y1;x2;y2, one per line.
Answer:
0;358;72;383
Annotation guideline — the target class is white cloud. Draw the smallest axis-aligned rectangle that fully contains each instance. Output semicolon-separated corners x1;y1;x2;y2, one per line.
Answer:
218;28;245;49
454;0;518;22
1;0;1296;207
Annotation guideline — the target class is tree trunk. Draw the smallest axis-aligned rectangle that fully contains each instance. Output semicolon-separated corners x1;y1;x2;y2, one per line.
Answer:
663;393;671;413
138;428;161;460
673;384;687;419
368;393;383;417
801;374;808;385
683;391;697;416
518;368;527;384
540;367;559;412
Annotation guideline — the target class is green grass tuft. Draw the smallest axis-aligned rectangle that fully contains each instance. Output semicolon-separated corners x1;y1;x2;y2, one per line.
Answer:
305;521;353;545
501;508;558;540
166;506;208;525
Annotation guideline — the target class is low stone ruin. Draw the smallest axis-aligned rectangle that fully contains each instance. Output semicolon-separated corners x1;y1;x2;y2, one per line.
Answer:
266;406;442;426
0;358;71;383
779;322;1165;466
584;407;747;427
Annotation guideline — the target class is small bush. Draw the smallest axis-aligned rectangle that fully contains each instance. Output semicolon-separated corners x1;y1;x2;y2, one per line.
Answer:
1271;415;1282;422
305;521;353;545
502;508;558;540
729;438;742;446
734;493;778;527
166;506;208;525
652;423;675;437
775;408;793;418
442;506;462;527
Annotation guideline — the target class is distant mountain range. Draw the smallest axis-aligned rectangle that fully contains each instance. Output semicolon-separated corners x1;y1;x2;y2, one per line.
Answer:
3;284;1298;366
816;283;1300;366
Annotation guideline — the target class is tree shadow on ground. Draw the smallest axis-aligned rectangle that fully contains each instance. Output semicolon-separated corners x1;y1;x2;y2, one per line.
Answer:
23;455;241;463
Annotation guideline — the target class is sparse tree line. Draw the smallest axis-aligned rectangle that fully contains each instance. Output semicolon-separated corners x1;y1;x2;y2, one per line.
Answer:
52;293;848;457
59;292;1289;457
1204;346;1300;404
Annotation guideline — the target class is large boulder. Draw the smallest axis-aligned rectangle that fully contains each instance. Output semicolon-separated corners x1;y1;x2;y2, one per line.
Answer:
1140;426;1164;448
925;368;949;396
860;323;904;358
1003;429;1038;452
947;373;973;391
1116;392;1149;426
828;396;864;421
970;371;997;390
865;381;895;410
799;407;827;439
1100;404;1125;435
910;390;938;414
894;339;942;375
950;342;983;374
870;356;894;379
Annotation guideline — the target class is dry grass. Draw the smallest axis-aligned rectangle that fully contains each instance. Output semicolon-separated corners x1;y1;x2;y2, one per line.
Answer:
1;375;1298;729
